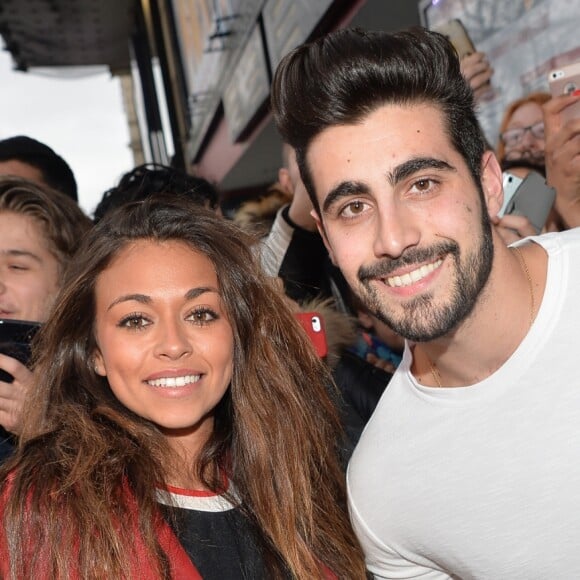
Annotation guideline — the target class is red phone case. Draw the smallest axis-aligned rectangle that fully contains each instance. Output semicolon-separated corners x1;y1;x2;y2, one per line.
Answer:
295;312;328;358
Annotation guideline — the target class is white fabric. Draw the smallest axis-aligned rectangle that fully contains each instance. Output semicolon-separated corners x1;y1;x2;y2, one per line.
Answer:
348;228;580;579
258;204;293;277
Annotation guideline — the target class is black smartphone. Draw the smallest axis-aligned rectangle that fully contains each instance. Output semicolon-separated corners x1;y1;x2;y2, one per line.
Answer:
0;319;41;383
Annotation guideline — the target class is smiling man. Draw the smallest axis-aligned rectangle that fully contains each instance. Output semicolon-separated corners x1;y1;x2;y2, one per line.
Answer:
0;178;91;461
271;27;580;578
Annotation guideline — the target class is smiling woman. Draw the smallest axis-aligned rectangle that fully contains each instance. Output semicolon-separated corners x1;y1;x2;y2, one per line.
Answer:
0;197;366;579
93;240;235;463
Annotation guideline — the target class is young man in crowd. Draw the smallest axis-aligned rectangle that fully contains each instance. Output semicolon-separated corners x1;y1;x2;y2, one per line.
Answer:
0;136;78;202
271;26;580;578
0;178;91;461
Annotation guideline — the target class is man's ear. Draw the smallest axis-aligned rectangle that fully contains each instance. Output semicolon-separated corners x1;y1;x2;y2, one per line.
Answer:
278;168;293;195
311;209;338;266
93;349;107;377
480;150;504;217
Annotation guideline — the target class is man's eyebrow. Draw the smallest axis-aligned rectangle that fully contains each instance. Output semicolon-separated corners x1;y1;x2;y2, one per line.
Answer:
387;157;455;186
2;249;42;263
322;181;370;213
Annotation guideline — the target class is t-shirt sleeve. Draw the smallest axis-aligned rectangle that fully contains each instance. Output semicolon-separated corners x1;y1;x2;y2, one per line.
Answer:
347;477;441;579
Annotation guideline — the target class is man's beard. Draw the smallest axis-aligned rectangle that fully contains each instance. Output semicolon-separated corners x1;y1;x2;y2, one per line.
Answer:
357;210;494;342
504;148;545;166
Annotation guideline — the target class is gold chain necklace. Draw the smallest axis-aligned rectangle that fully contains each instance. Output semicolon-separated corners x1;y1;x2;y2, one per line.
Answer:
511;246;535;328
421;246;535;388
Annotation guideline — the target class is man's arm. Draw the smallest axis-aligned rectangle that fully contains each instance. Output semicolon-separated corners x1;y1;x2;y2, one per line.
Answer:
460;52;493;102
260;204;331;302
347;478;445;579
543;93;580;229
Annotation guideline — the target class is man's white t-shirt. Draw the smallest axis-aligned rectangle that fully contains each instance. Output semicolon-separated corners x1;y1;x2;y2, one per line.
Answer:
348;229;580;579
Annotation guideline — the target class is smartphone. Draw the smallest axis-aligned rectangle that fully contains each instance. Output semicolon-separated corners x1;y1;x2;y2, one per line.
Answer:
549;62;580;122
499;171;556;233
433;19;476;59
500;172;524;216
0;319;41;383
295;312;328;358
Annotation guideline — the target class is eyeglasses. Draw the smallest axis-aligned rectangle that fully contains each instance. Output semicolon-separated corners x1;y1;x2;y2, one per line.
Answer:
500;121;545;147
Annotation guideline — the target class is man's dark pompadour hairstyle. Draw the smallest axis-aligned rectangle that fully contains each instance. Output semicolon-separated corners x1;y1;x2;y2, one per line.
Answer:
271;26;487;209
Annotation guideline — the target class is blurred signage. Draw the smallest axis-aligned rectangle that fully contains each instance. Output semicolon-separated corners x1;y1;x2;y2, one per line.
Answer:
222;24;270;142
263;0;334;71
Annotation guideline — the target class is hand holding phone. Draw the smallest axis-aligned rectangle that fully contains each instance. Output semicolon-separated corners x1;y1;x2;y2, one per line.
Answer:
433;19;493;101
433;19;476;59
549;62;580;123
0;319;40;383
498;171;556;233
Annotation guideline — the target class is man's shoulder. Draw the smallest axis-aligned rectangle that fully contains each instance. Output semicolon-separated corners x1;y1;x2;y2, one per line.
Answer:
531;227;580;253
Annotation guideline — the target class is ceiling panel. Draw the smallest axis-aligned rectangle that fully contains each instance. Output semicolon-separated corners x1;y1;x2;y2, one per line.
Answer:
0;0;134;71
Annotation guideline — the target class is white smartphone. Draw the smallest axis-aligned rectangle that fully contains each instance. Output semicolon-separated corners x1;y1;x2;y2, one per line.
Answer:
499;172;523;216
549;62;580;122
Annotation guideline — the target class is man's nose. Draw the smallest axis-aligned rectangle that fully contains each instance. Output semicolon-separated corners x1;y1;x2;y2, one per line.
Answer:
373;202;421;259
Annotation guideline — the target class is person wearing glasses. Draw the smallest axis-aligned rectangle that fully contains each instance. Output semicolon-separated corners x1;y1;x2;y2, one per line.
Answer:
495;92;566;237
498;90;580;231
497;92;550;166
543;87;580;229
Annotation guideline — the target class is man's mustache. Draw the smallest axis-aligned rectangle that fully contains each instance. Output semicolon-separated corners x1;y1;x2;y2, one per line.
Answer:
358;241;458;282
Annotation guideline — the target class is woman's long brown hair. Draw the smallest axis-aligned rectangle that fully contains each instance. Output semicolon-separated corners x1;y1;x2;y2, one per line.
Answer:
0;197;366;579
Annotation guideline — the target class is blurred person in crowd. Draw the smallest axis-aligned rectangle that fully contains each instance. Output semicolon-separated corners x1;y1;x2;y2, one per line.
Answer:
233;144;296;237
0;178;92;462
494;158;563;239
495;93;561;238
497;92;551;166
0;136;78;202
543;89;580;229
0;196;366;579
272;26;580;578
93;163;220;222
261;143;351;308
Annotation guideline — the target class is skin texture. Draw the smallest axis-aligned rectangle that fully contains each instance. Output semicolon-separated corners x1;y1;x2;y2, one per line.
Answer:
307;102;548;388
93;240;234;470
